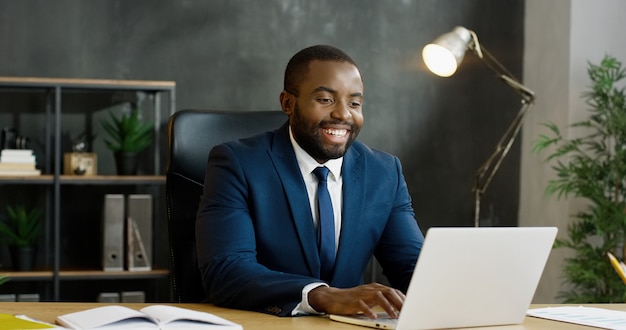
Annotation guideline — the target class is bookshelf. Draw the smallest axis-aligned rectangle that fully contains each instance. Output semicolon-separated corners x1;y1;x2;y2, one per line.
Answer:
0;77;175;301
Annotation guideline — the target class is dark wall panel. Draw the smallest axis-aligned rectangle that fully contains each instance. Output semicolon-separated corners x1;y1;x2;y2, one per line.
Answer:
0;0;525;230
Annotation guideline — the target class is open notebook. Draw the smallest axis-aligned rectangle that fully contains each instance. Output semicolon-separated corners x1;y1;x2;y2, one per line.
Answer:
330;226;557;330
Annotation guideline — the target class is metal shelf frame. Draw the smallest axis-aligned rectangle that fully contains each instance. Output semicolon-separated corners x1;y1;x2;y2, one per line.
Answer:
0;77;176;301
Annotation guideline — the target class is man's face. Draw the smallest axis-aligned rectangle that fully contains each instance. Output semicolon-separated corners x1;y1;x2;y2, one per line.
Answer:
283;60;364;163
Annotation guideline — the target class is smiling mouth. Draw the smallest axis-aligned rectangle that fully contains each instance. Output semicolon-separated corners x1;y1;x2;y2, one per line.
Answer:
322;128;349;138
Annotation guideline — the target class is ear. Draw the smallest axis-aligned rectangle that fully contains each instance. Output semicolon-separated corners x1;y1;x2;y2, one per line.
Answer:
280;91;295;116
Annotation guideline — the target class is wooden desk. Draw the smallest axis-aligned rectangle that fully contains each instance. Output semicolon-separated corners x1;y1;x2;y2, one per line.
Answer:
1;302;625;329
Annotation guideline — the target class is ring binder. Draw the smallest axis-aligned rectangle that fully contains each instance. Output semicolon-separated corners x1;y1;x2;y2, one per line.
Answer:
102;194;124;271
126;194;152;271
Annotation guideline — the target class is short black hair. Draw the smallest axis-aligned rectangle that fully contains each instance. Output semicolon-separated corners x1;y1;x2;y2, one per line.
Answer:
283;45;359;96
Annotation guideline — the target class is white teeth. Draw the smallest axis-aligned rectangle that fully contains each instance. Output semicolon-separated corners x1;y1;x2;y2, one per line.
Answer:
322;128;347;137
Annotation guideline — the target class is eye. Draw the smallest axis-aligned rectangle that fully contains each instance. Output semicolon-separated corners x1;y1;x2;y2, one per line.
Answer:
349;101;362;108
317;97;333;104
348;97;363;108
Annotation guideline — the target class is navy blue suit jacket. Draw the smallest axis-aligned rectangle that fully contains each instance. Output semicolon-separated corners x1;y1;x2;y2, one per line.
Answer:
196;122;424;316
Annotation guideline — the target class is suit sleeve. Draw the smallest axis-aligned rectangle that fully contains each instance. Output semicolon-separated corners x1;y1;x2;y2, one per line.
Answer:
195;144;315;316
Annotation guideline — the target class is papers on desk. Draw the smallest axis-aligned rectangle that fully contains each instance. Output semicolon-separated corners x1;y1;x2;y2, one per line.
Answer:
0;314;57;329
527;306;626;330
56;305;243;329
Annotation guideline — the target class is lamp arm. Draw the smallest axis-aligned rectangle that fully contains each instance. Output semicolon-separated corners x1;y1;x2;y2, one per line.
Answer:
466;34;536;227
472;100;534;226
469;37;535;102
499;75;535;103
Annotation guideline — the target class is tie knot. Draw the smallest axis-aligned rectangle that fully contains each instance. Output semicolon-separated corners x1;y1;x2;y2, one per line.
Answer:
313;166;330;183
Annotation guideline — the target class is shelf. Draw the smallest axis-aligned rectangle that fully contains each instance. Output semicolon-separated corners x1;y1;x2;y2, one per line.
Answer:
58;269;170;280
0;175;54;184
1;269;169;281
0;76;175;301
0;76;176;91
0;271;53;281
0;175;165;185
59;175;166;185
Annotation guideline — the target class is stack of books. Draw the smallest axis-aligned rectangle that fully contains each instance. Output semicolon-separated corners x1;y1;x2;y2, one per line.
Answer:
0;149;41;176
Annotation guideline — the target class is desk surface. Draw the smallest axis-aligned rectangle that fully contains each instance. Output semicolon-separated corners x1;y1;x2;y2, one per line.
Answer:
0;302;624;329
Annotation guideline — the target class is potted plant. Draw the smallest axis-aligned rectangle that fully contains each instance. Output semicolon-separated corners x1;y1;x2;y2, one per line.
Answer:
534;55;626;302
100;106;153;175
0;205;42;271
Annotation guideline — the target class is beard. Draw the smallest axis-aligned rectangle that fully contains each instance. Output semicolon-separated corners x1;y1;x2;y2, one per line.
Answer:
290;103;360;162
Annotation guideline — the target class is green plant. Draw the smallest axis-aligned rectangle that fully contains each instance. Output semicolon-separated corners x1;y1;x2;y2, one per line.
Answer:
100;107;153;153
0;205;42;248
534;55;626;303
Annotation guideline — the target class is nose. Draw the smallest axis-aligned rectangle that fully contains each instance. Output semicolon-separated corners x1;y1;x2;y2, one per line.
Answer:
330;102;351;121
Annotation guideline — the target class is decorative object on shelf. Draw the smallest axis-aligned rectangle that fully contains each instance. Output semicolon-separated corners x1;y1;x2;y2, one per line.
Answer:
534;55;626;302
1;127;30;150
64;133;98;175
1;128;16;149
100;105;153;175
0;205;42;271
63;152;97;175
422;26;535;227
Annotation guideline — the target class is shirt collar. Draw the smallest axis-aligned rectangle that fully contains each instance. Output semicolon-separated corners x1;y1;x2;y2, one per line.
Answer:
289;126;343;181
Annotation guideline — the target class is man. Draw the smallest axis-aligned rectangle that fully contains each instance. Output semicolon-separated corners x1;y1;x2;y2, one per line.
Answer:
196;45;424;318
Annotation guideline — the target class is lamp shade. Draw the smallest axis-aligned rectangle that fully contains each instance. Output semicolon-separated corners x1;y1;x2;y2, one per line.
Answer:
422;26;472;77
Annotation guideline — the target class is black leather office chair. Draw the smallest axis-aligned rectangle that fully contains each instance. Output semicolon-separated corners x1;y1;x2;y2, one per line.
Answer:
166;109;287;302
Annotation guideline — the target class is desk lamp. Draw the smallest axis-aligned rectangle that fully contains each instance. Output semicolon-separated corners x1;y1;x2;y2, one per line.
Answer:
422;26;535;227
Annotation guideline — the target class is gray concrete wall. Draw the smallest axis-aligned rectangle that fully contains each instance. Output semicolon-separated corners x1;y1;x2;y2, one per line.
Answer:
0;0;525;230
0;0;527;299
522;0;626;303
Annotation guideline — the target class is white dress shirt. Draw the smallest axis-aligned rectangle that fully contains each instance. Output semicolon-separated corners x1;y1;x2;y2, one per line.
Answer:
288;126;343;315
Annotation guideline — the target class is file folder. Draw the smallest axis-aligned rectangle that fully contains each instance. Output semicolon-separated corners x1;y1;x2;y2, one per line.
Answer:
102;194;124;271
126;194;152;271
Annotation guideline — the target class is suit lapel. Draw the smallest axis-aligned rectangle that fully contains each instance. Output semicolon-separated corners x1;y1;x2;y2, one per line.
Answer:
332;145;365;281
267;125;368;281
268;124;319;276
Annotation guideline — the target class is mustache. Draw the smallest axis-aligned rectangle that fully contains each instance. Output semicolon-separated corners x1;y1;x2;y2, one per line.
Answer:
319;120;355;130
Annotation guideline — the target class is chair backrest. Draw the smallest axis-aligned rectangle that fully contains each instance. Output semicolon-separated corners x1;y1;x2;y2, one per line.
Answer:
166;109;287;302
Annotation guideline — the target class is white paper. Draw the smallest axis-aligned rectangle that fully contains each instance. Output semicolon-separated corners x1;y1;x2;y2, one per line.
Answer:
527;306;626;330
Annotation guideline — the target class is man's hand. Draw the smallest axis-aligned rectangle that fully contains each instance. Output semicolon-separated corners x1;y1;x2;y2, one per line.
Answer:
308;283;405;319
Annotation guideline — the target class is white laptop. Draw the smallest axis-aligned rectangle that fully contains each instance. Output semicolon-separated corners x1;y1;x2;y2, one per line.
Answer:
330;226;557;330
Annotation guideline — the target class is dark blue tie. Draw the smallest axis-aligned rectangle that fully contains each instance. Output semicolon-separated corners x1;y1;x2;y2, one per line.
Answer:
313;166;335;281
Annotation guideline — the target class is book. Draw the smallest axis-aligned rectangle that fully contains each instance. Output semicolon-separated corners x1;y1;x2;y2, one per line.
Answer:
0;155;36;163
56;305;243;329
0;168;41;176
608;252;626;285
0;149;36;164
0;162;37;170
0;149;35;157
0;313;56;329
0;150;40;175
0;170;41;176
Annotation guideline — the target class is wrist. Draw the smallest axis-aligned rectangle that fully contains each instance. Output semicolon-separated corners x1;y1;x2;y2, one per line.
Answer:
308;285;336;313
298;283;328;314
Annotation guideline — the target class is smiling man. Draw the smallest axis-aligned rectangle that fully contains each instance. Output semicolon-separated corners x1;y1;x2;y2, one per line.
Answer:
196;45;424;318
